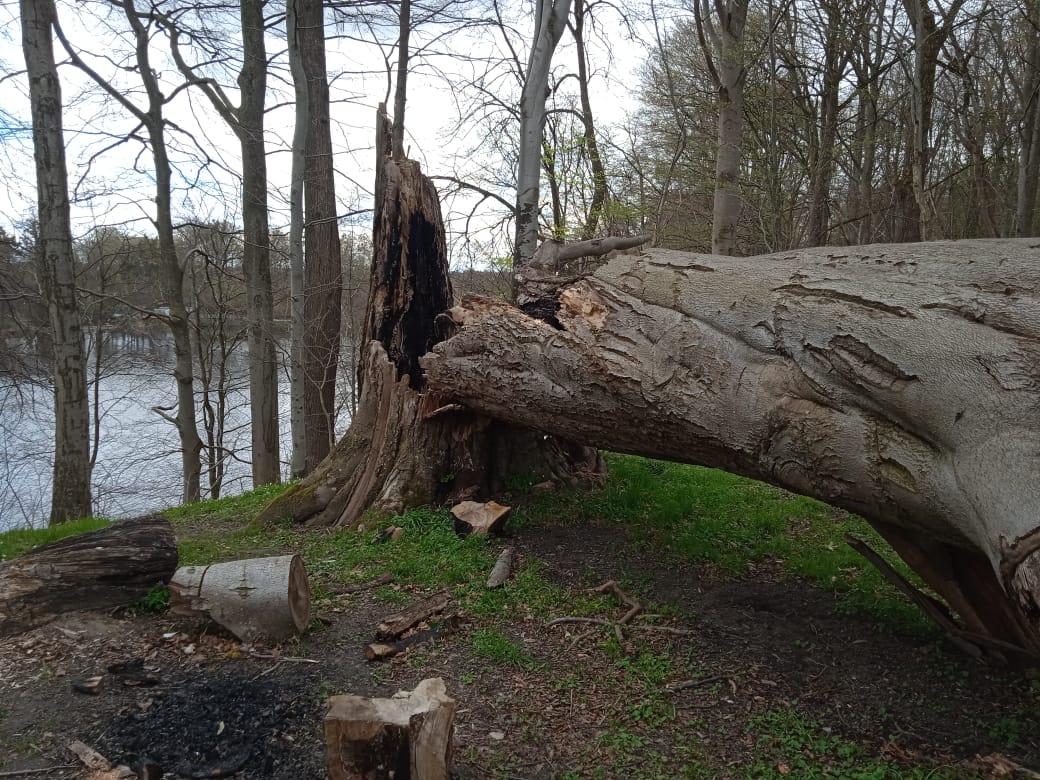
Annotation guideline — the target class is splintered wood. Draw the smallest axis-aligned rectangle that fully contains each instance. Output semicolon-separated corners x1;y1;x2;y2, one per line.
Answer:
325;677;456;780
451;501;511;536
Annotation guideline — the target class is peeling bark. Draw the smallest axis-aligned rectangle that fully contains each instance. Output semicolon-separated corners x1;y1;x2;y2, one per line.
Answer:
423;239;1040;661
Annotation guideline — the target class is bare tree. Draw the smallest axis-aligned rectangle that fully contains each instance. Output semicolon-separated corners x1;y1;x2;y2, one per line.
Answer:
20;0;92;523
514;0;573;268
694;0;749;256
55;1;204;503
161;0;281;487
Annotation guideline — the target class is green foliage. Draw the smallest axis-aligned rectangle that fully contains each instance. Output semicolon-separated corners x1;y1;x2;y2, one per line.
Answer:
165;482;291;525
520;454;932;634
0;517;111;562
471;627;534;668
745;708;969;779
132;584;169;615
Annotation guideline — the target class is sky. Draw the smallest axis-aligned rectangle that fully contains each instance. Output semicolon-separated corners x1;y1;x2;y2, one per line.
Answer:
0;1;648;266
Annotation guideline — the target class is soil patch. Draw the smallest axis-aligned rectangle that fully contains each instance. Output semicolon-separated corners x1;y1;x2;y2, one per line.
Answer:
1;519;1037;778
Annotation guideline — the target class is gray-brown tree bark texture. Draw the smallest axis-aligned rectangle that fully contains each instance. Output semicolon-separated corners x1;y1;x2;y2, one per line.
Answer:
21;0;92;524
514;0;573;268
300;0;343;473
423;239;1040;661
694;0;748;256
0;515;177;637
55;1;204;504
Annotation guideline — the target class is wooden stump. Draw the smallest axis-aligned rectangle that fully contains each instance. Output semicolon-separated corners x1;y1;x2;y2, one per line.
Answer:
325;678;456;780
168;555;311;643
451;500;511;537
0;515;177;637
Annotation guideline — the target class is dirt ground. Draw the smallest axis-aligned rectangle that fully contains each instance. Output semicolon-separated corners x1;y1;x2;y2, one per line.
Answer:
1;520;1038;779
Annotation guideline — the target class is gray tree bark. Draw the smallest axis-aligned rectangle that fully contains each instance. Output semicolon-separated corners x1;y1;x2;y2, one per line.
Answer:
423;239;1040;663
21;0;92;524
514;0;573;268
55;1;204;503
300;0;343;473
695;0;748;256
163;0;280;487
287;0;309;478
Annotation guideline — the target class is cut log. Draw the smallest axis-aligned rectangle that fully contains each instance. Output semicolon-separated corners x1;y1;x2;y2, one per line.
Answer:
376;590;451;640
365;616;459;661
168;555;310;643
451;500;511;536
421;239;1040;663
325;677;456;780
486;547;515;588
0;515;177;637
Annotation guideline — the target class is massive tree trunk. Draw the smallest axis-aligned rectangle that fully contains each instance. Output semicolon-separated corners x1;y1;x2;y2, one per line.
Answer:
22;0;92;523
255;112;602;529
422;239;1040;663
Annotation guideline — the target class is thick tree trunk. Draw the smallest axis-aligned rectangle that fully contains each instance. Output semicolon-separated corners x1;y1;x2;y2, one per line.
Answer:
0;515;177;637
21;0;92;524
239;0;280;487
422;239;1040;663
300;0;343;473
256;113;603;529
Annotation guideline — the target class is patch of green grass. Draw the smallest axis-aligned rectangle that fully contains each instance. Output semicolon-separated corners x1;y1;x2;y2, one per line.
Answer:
746;708;968;779
131;584;170;615
176;517;300;565
471;627;534;668
165;482;292;525
0;516;111;561
520;454;932;634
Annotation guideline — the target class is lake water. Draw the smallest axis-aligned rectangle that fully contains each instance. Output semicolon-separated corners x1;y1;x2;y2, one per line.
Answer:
0;331;297;531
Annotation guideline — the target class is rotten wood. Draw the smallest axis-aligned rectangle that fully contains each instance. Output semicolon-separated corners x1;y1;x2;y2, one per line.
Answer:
376;590;452;640
325;677;456;780
0;515;177;637
68;740;110;771
169;555;311;643
486;547;514;588
365;616;459;661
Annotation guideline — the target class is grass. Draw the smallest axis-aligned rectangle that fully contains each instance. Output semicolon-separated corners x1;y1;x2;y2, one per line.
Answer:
517;454;932;634
0;516;111;561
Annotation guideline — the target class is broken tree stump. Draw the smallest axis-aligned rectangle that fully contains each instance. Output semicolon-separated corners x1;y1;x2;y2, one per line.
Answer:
325;678;456;780
0;515;177;637
168;555;311;643
451;500;511;537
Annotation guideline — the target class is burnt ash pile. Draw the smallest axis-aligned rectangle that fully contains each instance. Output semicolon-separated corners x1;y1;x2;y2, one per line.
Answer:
92;667;325;779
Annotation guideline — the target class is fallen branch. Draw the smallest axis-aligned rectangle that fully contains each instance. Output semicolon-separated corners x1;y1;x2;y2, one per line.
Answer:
68;740;110;771
487;547;515;589
0;768;78;778
665;675;731;693
365;616;460;661
377;590;452;639
592;580;643;625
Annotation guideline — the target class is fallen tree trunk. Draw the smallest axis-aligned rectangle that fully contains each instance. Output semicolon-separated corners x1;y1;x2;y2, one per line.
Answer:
422;240;1040;662
0;515;177;636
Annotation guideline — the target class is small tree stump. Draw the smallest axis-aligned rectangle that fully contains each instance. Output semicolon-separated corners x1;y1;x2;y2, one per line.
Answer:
325;677;456;780
451;500;511;537
168;555;310;642
0;515;177;637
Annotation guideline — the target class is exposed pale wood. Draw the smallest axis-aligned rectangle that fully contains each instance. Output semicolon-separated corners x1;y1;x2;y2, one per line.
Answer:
487;547;515;588
325;677;455;780
365;617;458;661
67;740;110;771
0;515;177;637
376;590;451;640
168;554;310;643
422;239;1040;659
451;501;511;537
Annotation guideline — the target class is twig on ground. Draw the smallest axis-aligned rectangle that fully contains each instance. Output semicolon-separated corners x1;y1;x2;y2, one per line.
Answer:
247;651;319;663
331;572;393;594
665;675;730;693
550;580;693;648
